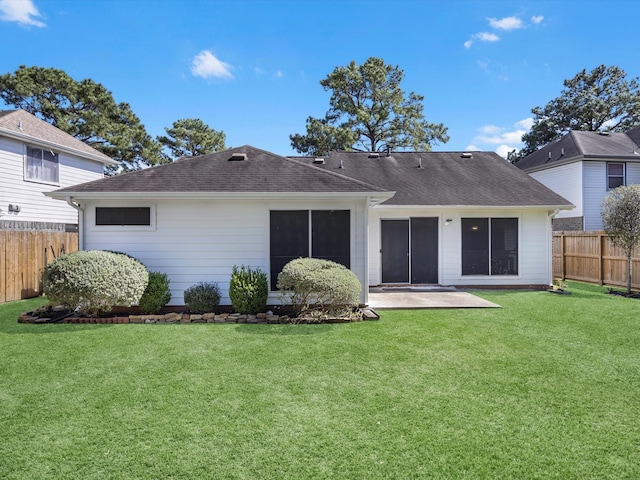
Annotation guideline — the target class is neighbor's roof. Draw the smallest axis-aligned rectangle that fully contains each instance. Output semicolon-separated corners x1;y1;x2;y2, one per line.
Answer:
0;109;117;165
295;151;572;207
515;130;640;172
48;145;392;200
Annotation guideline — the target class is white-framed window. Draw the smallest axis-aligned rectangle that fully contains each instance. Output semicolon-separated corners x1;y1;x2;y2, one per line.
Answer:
92;205;156;231
607;162;625;190
25;146;59;184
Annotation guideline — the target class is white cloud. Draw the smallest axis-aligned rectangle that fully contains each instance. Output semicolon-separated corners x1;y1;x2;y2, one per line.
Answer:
496;145;516;158
465;144;480;151
275;70;283;78
516;117;534;130
464;32;500;48
470;118;533;158
0;0;45;27
488;16;523;30
479;125;502;134
531;15;544;24
191;50;233;79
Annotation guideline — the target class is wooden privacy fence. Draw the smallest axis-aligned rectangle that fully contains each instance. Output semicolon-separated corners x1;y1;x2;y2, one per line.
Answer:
0;231;78;303
553;231;640;289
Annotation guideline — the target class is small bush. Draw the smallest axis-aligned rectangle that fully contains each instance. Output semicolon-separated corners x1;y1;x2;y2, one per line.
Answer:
138;271;172;314
183;282;221;313
276;258;361;315
43;250;148;316
229;265;268;314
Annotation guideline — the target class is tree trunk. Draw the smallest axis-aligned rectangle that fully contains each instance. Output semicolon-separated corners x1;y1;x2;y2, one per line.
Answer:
628;253;633;294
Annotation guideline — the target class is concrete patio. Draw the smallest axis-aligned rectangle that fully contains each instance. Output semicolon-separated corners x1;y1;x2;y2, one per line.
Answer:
368;287;501;309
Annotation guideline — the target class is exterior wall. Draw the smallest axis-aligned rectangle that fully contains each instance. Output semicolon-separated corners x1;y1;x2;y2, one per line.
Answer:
552;216;583;231
0;136;104;226
80;197;370;306
368;207;554;287
529;162;582;219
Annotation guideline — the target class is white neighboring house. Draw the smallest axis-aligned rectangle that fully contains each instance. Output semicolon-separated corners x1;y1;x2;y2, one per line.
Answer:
47;146;572;306
515;127;640;231
0;109;118;231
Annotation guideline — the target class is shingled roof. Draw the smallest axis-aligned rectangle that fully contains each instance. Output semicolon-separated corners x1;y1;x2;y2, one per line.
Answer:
295;151;572;207
49;145;392;200
0;109;117;165
515;130;640;172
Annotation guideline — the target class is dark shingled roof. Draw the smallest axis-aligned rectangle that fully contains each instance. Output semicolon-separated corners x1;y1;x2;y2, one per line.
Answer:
0;109;117;165
51;145;388;195
515;130;640;172
295;151;572;207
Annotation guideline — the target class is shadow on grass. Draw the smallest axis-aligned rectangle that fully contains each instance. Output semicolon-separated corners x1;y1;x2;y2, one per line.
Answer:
236;323;335;336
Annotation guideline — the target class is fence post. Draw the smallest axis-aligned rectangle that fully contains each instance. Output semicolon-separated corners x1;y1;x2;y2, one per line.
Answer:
560;233;566;280
598;233;604;286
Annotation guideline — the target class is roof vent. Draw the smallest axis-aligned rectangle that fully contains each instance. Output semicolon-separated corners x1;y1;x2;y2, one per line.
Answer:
460;152;473;158
339;159;344;169
368;152;380;158
418;157;423;169
548;152;552;160
17;121;23;130
561;147;565;156
229;153;247;161
599;131;611;136
313;157;325;165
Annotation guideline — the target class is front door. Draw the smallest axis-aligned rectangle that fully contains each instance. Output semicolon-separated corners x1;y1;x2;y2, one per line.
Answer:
381;218;438;284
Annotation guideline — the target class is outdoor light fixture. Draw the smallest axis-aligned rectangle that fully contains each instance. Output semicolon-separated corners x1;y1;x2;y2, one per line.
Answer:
445;218;452;225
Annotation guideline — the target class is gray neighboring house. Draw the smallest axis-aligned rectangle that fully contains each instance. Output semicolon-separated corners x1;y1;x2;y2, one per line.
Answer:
515;128;640;231
47;146;572;306
0;109;118;232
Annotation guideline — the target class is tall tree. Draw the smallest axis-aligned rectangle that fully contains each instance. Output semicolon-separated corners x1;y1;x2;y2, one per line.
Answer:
0;65;162;173
157;118;226;161
601;185;640;294
290;57;448;156
514;65;640;161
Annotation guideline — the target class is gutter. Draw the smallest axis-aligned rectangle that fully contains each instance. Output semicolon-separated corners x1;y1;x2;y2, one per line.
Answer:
66;197;84;250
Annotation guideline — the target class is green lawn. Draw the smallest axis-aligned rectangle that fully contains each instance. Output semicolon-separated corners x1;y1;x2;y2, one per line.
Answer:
1;282;639;479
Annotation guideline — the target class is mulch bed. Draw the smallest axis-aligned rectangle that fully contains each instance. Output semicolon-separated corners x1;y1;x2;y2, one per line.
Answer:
607;289;640;299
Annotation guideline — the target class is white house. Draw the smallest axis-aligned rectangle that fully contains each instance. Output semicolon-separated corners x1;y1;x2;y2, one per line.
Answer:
515;128;640;231
47;146;572;306
0;109;118;231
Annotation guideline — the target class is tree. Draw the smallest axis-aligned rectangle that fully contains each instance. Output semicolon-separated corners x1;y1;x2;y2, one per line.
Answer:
601;185;640;294
513;65;640;161
290;57;448;156
157;118;226;161
0;65;162;172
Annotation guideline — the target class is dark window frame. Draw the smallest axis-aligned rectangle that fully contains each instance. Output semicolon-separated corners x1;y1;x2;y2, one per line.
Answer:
462;217;518;276
607;162;625;190
95;207;152;226
25;146;59;185
269;210;351;290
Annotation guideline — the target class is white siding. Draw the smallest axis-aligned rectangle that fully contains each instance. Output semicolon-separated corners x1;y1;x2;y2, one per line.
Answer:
0;136;104;225
626;162;640;186
368;207;554;287
583;162;607;230
81;197;370;306
529;162;582;218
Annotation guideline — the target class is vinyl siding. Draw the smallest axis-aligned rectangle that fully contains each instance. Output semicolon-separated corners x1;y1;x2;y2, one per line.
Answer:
368;207;553;287
81;197;369;306
529;162;582;218
583;162;607;230
0;136;104;225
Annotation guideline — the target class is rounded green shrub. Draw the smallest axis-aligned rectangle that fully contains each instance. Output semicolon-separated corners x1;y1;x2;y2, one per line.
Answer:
276;258;361;314
183;282;221;313
42;250;148;316
229;265;268;314
138;271;172;314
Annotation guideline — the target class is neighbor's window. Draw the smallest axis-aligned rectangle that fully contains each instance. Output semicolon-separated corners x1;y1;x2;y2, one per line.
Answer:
607;162;625;190
96;207;151;226
269;210;350;290
26;146;59;184
462;218;518;276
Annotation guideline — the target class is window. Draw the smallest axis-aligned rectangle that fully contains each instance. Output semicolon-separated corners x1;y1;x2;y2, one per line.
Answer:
26;146;59;184
270;210;350;290
462;218;518;276
607;162;625;190
96;207;151;226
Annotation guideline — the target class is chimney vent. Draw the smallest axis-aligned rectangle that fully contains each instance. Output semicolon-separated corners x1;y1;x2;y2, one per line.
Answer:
229;153;247;161
313;157;325;165
368;152;380;158
418;157;423;168
460;152;473;158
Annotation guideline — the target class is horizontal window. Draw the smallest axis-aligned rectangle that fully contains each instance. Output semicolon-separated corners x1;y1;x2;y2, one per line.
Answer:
26;146;59;184
96;207;151;226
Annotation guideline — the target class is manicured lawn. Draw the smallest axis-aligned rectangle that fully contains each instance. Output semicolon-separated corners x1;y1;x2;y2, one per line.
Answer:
1;282;639;479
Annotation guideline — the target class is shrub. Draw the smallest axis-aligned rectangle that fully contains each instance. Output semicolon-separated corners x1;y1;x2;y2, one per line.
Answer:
276;258;361;315
229;265;268;314
43;250;148;316
138;271;172;314
183;282;221;313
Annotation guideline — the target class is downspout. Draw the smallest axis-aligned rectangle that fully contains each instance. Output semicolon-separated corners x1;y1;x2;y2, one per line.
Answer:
66;196;84;251
363;196;370;306
547;209;560;286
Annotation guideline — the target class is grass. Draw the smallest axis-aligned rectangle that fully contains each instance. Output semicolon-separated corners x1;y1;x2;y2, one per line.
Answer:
1;282;639;479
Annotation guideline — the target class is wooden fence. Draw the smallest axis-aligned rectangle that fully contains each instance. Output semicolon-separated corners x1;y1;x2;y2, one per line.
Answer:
0;231;78;303
553;231;640;289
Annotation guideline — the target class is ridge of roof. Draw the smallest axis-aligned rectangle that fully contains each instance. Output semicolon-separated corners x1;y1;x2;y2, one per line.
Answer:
0;109;117;165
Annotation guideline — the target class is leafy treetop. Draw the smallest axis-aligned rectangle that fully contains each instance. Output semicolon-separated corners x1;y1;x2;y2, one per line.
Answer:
157;118;226;162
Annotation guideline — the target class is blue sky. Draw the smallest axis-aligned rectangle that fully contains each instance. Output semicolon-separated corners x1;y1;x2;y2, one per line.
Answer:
1;0;639;158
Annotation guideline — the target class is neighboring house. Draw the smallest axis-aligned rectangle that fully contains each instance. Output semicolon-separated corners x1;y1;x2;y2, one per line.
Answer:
0;109;118;231
46;146;572;306
515;129;640;231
